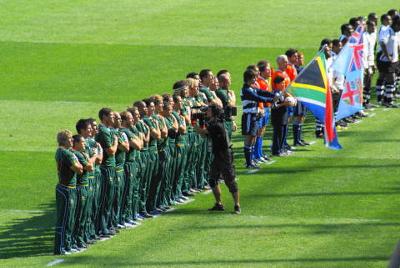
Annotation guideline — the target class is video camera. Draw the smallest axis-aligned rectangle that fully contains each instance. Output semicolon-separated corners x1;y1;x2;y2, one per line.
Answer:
191;106;207;127
224;106;237;119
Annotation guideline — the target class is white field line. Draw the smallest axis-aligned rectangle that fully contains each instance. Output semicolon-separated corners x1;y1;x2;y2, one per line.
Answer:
2;209;46;214
47;259;64;267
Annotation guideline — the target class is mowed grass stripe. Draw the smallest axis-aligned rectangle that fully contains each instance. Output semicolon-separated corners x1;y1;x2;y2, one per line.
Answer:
0;41;293;103
0;0;394;48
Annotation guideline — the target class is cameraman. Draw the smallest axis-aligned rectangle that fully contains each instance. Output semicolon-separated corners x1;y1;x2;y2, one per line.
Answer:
194;105;241;214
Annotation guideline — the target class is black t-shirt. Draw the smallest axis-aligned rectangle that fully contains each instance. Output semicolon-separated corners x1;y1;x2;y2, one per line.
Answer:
271;106;288;126
207;119;230;154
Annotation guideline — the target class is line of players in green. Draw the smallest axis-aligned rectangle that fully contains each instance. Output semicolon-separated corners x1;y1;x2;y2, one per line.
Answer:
54;70;237;255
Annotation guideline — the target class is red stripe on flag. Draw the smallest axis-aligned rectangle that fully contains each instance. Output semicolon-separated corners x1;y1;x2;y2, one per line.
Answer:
325;87;335;143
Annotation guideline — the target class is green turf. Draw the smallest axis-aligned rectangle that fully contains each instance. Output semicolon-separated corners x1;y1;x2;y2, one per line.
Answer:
0;0;399;267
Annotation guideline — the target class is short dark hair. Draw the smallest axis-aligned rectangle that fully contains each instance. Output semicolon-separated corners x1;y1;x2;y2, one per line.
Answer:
340;24;351;34
199;69;212;81
381;14;390;23
186;72;199;79
72;134;83;145
319;38;332;50
216;69;229;78
257;60;269;72
98;107;112;121
349;17;360;28
75;119;91;134
173;80;188;90
143;98;153;106
162;93;172;103
368;12;377;21
246;65;258;72
243;69;257;84
332;39;341;47
133;101;145;108
388;9;398;18
86;118;96;125
285;48;298;58
366;20;375;27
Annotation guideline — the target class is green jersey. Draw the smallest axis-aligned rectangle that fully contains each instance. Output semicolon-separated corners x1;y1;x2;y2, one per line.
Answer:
85;137;97;178
216;88;231;108
95;124;116;167
55;147;79;188
153;114;167;149
120;127;140;162
135;120;149;149
199;86;215;102
172;111;186;143
143;116;158;148
182;97;193;132
114;128;128;168
188;94;207;108
71;149;89;186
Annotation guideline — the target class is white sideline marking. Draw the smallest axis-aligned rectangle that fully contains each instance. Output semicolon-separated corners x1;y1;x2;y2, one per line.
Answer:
354;120;362;124
383;108;389;112
47;259;64;267
5;209;46;214
165;207;176;213
246;169;259;174
369;113;376;118
308;141;316;145
266;160;276;165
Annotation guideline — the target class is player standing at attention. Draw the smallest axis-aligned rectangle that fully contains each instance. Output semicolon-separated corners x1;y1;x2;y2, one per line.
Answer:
375;14;393;104
363;20;378;108
54;130;83;255
71;134;95;250
255;61;273;161
95;108;118;238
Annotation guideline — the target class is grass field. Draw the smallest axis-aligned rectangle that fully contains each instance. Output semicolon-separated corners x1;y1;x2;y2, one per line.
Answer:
1;1;399;267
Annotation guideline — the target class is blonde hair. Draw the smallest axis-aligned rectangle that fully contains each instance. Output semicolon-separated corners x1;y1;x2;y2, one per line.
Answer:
57;130;72;146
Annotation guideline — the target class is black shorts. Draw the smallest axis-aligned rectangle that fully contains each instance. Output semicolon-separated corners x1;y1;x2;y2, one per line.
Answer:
241;113;258;136
209;150;238;193
378;61;398;83
377;61;398;74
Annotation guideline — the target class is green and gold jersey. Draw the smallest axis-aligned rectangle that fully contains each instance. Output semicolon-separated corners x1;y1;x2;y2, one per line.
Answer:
71;149;89;186
55;147;79;188
95;124;116;167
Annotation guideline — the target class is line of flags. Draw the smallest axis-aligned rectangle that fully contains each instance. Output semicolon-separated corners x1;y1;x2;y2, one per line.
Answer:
287;26;366;150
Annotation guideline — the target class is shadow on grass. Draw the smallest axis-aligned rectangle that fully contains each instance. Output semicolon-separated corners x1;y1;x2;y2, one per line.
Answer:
65;255;389;266
187;221;400;230
235;162;400;176
245;188;400;199
0;202;55;259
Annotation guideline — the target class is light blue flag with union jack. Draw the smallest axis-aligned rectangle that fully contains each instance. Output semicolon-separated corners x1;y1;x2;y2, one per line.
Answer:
332;26;365;120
